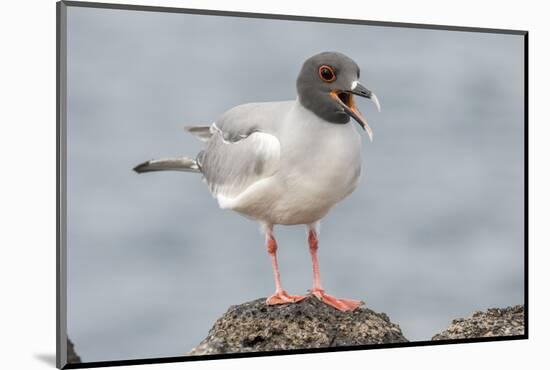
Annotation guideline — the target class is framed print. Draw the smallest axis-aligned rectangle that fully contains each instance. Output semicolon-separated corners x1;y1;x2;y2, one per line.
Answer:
57;1;528;368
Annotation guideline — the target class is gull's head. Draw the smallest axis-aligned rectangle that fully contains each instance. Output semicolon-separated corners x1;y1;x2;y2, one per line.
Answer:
296;51;380;141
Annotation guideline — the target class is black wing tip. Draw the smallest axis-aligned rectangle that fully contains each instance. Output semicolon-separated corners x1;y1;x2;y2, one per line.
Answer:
133;161;150;174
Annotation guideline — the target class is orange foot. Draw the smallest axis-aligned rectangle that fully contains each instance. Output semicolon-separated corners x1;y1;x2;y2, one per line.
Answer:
310;289;364;312
266;290;306;305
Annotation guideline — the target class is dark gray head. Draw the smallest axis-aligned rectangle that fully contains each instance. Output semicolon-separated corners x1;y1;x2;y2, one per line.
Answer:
296;51;380;140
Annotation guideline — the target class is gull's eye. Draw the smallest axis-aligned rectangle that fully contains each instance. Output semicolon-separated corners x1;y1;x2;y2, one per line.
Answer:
318;65;336;82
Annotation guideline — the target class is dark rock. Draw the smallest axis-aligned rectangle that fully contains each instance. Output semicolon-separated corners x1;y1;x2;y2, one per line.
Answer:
432;305;524;340
188;296;407;355
67;338;81;363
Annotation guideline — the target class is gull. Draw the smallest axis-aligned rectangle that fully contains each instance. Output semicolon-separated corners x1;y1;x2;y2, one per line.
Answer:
134;51;380;311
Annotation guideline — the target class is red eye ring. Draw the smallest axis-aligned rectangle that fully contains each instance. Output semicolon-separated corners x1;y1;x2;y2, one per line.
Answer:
318;65;336;82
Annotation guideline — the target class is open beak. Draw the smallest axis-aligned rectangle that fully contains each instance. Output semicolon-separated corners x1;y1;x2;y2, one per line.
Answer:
329;82;380;141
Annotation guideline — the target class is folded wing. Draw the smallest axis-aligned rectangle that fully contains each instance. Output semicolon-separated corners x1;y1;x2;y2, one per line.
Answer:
197;124;280;202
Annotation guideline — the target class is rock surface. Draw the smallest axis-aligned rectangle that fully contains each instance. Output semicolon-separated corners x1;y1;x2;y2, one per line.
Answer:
432;305;524;340
67;338;81;363
188;296;407;355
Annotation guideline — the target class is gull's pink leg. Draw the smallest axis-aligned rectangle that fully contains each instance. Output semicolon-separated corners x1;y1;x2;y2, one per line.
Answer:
307;226;363;312
265;227;306;305
309;228;323;292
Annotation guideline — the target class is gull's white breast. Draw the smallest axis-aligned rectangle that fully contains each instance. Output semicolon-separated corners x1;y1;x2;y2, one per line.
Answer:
222;100;362;225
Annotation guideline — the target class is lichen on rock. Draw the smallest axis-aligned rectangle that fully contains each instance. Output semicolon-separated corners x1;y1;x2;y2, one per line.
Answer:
432;305;524;340
188;296;407;355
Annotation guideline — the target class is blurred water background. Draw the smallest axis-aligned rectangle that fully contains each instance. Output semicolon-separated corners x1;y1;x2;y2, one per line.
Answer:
66;6;524;362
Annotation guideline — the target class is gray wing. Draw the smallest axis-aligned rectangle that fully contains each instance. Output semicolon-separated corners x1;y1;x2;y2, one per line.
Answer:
198;128;280;200
210;101;293;141
196;102;291;200
184;126;212;142
185;100;292;142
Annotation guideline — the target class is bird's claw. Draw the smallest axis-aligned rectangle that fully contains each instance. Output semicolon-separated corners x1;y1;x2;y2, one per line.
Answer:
266;290;306;305
310;289;363;312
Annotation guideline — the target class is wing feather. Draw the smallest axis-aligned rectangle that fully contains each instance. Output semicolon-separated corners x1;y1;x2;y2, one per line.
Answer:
184;125;213;142
198;128;280;202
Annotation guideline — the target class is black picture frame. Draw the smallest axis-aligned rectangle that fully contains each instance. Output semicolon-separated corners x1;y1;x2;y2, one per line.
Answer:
56;1;528;368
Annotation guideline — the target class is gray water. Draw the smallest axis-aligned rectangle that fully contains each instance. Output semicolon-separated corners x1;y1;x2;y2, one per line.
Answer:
66;6;524;362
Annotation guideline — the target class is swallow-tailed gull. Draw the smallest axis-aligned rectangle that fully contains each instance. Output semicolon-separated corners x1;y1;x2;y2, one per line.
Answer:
134;51;380;312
